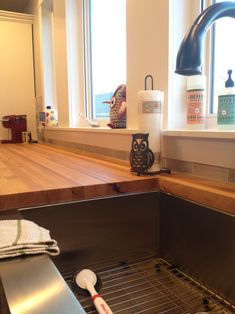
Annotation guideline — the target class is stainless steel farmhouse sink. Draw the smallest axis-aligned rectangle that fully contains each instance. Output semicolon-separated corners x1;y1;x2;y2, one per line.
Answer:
0;192;235;313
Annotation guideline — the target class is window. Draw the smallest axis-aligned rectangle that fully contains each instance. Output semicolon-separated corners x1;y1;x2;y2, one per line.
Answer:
209;0;235;113
41;0;56;111
40;0;126;127
85;0;126;120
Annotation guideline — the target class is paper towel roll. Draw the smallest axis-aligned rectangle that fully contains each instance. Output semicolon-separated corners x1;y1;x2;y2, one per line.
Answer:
137;90;164;155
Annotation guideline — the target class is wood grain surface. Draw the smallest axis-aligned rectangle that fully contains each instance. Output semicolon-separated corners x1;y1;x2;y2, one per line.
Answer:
0;143;158;211
158;173;235;216
0;143;234;215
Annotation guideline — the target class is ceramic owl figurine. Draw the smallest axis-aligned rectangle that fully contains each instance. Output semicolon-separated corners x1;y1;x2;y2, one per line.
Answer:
103;84;126;128
130;133;155;175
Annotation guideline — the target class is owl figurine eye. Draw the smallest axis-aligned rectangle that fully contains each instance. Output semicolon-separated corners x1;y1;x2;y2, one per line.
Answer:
140;142;147;151
110;96;116;108
133;142;139;150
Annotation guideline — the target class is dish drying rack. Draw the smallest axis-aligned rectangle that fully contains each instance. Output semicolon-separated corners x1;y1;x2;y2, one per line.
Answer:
63;256;235;314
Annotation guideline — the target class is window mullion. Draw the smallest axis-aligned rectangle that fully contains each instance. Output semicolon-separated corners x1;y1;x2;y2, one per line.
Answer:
82;0;93;119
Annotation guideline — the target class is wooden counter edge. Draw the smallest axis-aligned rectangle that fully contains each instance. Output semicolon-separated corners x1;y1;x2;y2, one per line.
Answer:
157;173;235;216
0;178;159;213
0;172;234;216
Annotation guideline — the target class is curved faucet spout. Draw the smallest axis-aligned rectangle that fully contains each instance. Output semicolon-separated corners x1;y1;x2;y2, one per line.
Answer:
175;1;235;76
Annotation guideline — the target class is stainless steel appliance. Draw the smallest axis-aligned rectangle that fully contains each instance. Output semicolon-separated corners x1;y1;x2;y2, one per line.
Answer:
0;192;235;313
0;255;85;314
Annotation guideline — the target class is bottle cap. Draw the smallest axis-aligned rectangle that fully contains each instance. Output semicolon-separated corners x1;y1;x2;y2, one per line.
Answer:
225;70;234;88
187;75;206;90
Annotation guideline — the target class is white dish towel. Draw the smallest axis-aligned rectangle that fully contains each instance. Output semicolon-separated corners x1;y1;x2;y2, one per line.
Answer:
0;219;60;259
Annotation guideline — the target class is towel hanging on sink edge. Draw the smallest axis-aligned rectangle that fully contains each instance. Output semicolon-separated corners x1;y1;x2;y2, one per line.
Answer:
0;219;60;259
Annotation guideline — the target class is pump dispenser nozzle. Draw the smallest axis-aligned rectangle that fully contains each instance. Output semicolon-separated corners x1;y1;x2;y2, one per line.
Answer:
225;69;234;88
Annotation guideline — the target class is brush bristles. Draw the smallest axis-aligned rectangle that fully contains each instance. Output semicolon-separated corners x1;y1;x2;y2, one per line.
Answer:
71;271;102;296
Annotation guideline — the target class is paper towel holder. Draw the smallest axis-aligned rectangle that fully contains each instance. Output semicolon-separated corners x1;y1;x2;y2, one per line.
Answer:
130;133;155;176
144;75;154;90
130;132;171;176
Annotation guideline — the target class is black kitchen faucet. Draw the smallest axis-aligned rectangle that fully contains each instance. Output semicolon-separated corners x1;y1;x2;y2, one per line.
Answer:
175;1;235;76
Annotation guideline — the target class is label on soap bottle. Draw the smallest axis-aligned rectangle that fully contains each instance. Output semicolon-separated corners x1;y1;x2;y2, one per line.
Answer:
187;89;206;124
217;94;235;125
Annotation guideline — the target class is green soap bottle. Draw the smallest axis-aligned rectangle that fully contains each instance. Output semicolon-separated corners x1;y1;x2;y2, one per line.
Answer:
217;69;235;129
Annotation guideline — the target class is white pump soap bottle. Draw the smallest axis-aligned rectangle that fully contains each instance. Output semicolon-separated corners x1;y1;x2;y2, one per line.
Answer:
186;75;206;129
217;69;235;129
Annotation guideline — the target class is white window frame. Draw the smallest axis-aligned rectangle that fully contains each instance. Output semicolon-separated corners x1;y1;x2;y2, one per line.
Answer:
40;0;127;129
82;0;93;120
169;0;222;130
190;0;215;121
40;0;57;112
203;0;215;119
204;0;234;127
39;0;235;138
82;0;127;125
82;0;110;126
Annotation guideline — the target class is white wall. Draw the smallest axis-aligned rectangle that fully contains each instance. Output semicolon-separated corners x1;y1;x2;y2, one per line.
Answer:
41;4;56;110
0;14;37;140
126;0;169;129
52;0;70;127
66;0;84;128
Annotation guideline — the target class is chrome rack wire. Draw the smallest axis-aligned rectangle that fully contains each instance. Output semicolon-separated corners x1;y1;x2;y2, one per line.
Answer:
64;256;235;314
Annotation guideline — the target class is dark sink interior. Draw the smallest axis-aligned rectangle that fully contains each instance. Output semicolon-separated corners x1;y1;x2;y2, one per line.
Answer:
1;191;235;313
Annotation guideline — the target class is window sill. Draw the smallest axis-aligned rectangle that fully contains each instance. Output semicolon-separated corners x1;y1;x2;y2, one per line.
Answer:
42;126;138;134
43;127;235;139
162;129;235;140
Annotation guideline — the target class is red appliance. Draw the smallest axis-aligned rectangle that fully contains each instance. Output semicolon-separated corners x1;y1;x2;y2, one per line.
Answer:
1;115;27;143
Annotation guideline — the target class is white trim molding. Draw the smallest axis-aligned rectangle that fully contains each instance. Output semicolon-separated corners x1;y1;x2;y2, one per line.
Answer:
0;10;34;23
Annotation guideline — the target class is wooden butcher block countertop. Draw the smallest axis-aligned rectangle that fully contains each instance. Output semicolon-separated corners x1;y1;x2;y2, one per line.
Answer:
0;143;234;216
0;143;158;211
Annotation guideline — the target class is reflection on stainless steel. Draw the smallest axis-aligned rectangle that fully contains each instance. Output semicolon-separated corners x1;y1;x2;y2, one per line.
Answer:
159;193;235;305
11;282;64;314
0;255;85;314
20;192;159;264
